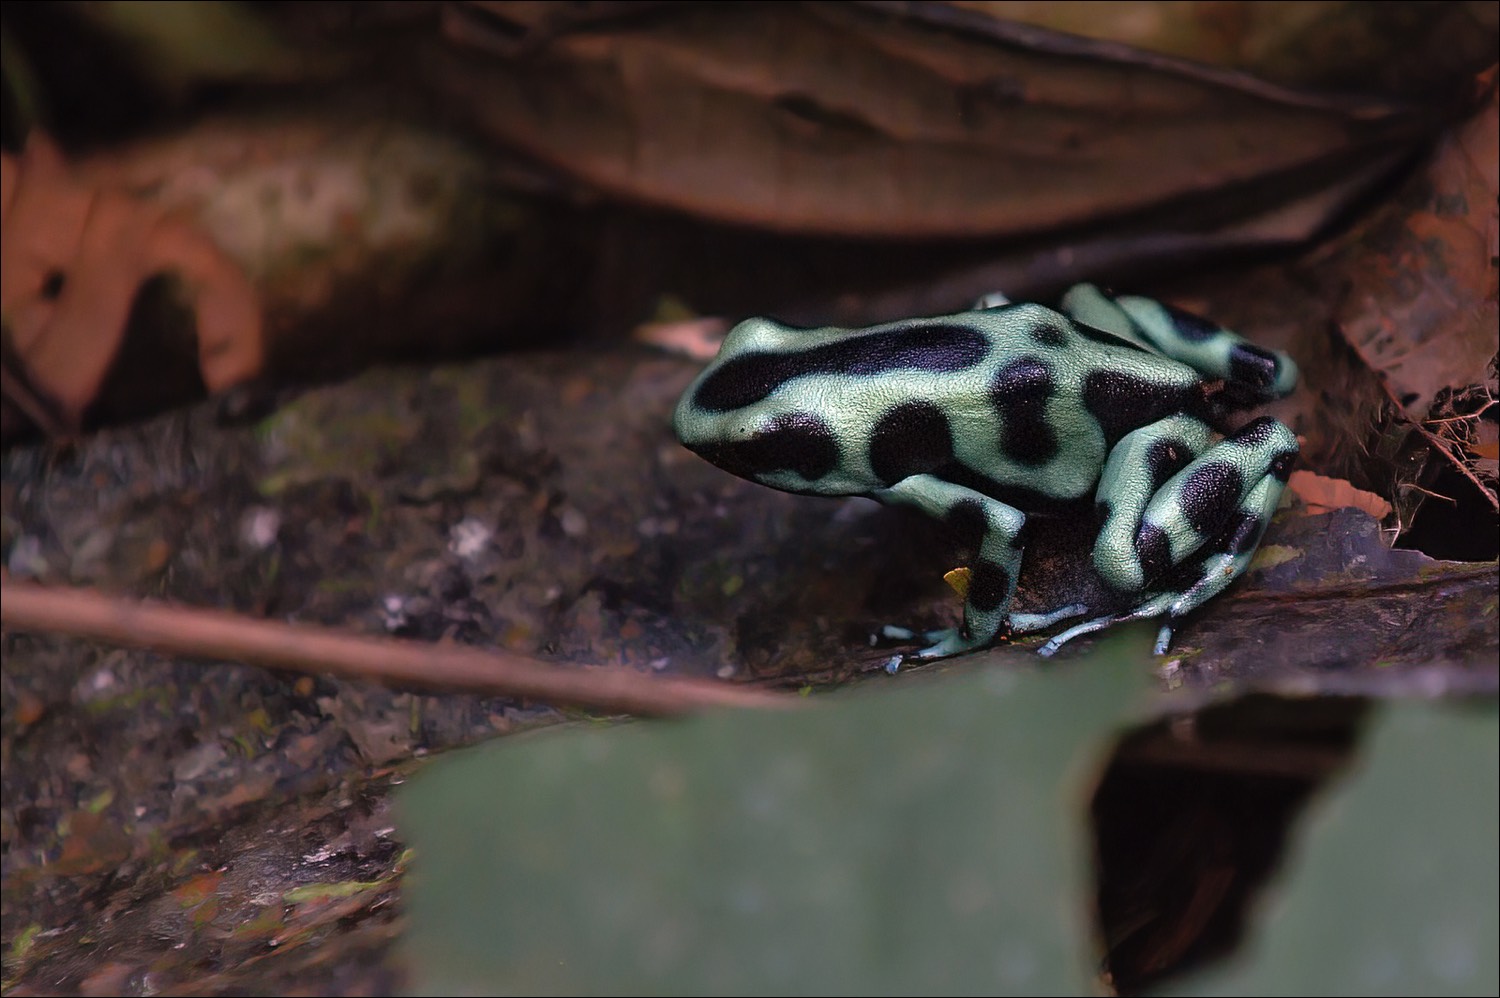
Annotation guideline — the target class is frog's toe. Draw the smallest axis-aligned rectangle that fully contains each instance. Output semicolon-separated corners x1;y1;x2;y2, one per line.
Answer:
1007;604;1088;634
1036;593;1178;657
879;624;986;661
1038;614;1177;658
911;628;985;660
1036;615;1119;657
880;624;962;645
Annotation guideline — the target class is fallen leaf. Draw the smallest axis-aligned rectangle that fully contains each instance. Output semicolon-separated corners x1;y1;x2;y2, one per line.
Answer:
49;808;133;876
632;316;728;359
0;134;263;431
78;961;136;998
1287;470;1394;519
1331;73;1497;418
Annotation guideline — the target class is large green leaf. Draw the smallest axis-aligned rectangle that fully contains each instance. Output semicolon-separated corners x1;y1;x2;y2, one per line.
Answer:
398;655;1498;995
1173;701;1499;996
399;643;1155;994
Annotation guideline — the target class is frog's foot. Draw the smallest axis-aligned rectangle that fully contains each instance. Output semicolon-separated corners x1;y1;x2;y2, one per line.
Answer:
876;624;978;660
1009;604;1089;634
880;624;930;643
882;604;1087;661
910;627;983;660
1039;546;1259;657
870;626;967;673
1036;593;1176;658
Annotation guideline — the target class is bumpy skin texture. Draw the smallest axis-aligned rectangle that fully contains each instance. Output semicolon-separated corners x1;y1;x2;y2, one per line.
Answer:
674;284;1299;659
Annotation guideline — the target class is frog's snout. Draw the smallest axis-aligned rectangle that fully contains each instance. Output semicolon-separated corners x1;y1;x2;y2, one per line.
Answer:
675;409;750;456
672;390;707;448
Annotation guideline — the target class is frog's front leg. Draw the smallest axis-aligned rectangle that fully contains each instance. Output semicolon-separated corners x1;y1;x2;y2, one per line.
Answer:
877;475;1082;659
1041;415;1298;656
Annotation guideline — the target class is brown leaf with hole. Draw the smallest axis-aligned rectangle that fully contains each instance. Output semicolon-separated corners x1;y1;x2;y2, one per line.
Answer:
0;135;263;431
1287;470;1393;520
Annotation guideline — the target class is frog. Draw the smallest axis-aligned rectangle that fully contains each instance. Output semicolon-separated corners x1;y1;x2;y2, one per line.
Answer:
673;283;1299;661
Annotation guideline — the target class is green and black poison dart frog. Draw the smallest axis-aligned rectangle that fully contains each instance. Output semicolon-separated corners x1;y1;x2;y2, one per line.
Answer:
673;284;1299;661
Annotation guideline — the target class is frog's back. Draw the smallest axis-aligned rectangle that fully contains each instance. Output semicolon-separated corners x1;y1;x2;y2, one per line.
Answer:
674;302;1213;504
919;304;1213;502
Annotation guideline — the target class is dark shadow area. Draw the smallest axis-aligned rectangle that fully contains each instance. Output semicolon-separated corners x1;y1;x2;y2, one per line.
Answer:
1092;694;1371;995
1394;457;1500;562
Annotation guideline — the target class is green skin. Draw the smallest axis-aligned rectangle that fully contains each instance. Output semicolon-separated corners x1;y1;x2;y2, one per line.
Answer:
674;284;1299;660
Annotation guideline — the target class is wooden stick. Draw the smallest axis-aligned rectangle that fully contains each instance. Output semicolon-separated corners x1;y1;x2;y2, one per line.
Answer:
0;577;794;716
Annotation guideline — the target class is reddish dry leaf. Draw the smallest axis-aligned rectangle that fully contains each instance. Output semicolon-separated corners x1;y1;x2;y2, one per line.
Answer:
13;690;46;729
171;869;227;908
49;808;134;876
78;961;137;998
68;114;524;387
1332;75;1499;419
1305;70;1500;516
0;135;263;431
633;316;729;360
1287;470;1393;520
1467;417;1500;482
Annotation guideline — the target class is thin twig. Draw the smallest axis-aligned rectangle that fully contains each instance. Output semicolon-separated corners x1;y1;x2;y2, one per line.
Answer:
1412;418;1500;510
1363;359;1500;512
0;577;795;716
1425;397;1497;425
1400;482;1459;504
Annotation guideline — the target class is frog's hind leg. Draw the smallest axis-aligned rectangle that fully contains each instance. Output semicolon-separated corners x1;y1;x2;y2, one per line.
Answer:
1059;284;1298;402
1051;415;1298;657
1145;469;1290;653
1041;472;1289;656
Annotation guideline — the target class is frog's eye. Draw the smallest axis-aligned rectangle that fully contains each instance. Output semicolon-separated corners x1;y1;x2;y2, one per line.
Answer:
722;317;805;352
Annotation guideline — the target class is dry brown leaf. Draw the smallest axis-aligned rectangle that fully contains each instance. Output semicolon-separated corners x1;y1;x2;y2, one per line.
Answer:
1287;470;1393;520
1468;417;1499;480
1306;69;1500;517
1332;76;1499;419
0;135;263;431
947;1;1499;95
435;3;1432;238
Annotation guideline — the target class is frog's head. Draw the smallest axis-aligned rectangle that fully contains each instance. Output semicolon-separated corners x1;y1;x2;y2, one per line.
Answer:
674;388;840;489
672;317;807;450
